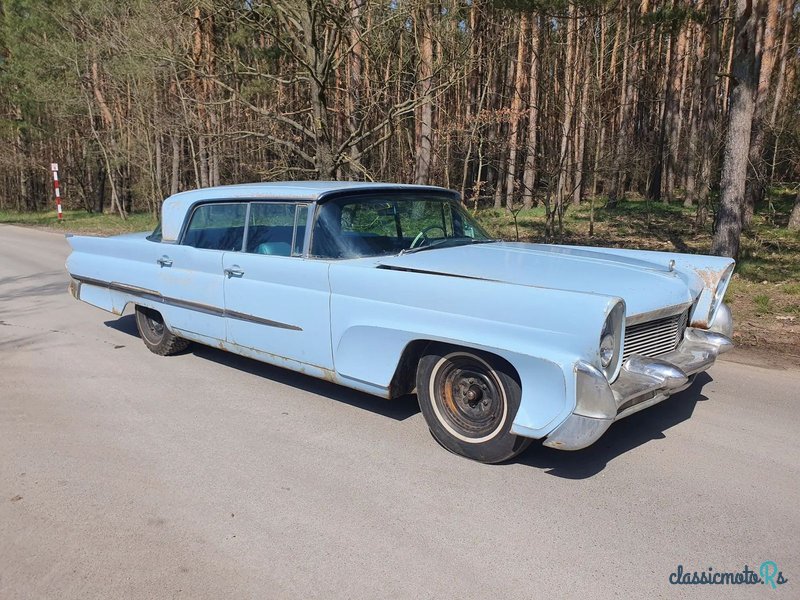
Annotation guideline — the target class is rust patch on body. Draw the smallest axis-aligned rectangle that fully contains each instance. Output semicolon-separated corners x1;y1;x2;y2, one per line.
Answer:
694;267;723;289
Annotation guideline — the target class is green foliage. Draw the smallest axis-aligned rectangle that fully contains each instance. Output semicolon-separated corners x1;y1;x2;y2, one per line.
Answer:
753;294;773;316
0;209;157;234
783;283;800;296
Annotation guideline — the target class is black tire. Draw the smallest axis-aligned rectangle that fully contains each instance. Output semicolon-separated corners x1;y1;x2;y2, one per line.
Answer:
134;306;191;356
416;344;532;463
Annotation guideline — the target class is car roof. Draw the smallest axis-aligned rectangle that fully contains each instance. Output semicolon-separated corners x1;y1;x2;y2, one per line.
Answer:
159;181;458;242
166;181;455;204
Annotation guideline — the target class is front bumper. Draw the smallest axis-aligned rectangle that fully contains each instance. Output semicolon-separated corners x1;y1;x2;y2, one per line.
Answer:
543;327;733;450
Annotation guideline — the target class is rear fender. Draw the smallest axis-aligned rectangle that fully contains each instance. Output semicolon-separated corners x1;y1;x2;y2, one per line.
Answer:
66;233;180;328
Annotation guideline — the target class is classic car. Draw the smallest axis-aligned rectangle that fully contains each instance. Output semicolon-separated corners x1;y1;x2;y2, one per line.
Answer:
65;182;735;463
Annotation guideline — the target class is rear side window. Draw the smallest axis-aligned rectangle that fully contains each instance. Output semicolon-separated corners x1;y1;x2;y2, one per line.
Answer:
183;203;247;251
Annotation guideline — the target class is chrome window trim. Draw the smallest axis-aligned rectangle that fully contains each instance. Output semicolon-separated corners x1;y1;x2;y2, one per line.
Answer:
245;200;309;257
178;199;311;257
306;190;480;260
180;200;249;251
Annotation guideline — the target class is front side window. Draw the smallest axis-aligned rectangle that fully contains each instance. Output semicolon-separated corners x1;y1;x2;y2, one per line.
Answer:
245;203;307;257
147;222;162;243
182;203;247;251
311;194;492;259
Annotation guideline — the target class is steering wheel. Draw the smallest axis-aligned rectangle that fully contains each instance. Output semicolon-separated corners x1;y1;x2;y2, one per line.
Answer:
410;225;447;249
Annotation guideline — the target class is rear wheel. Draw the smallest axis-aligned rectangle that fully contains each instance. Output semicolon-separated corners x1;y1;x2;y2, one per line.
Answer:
416;344;531;463
134;306;191;356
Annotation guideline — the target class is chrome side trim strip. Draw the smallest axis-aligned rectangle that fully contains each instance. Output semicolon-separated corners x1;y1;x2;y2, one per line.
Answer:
225;309;302;331
71;274;302;331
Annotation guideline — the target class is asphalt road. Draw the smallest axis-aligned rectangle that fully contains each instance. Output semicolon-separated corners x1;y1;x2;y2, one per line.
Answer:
1;224;798;599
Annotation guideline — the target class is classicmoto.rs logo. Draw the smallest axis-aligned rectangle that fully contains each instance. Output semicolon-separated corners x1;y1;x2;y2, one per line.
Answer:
669;561;788;589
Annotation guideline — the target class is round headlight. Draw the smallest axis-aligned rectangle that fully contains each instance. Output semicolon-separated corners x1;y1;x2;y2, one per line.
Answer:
600;333;615;367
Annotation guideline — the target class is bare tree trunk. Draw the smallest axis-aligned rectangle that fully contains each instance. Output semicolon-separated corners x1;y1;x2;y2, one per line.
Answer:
170;134;180;195
505;14;528;210
555;5;576;212
743;0;781;227
413;4;434;185
573;36;590;206
347;0;364;177
769;0;793;128
608;5;634;208
662;21;688;202
198;136;209;187
522;14;541;209
684;0;707;207
696;1;721;225
789;193;800;230
712;0;758;258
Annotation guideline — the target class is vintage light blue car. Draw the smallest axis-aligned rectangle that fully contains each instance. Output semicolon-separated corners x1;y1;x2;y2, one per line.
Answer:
66;182;735;463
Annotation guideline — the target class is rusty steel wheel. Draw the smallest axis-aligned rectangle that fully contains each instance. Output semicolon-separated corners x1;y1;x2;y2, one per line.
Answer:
134;306;191;356
416;344;531;463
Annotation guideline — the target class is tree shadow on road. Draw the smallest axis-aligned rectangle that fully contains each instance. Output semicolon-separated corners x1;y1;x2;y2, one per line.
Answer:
514;372;712;478
0;271;69;300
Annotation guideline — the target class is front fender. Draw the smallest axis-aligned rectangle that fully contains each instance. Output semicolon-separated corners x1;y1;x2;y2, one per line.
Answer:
560;246;735;328
329;264;619;438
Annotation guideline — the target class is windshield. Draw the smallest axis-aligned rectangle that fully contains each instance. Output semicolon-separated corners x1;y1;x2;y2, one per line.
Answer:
310;193;493;259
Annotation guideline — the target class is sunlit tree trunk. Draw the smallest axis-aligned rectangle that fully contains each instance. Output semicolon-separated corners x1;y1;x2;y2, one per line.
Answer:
521;14;540;209
712;0;758;258
743;0;781;227
504;13;528;210
413;3;434;185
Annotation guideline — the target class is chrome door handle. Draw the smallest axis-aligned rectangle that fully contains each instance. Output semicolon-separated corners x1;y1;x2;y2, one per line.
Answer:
157;256;173;268
224;266;245;278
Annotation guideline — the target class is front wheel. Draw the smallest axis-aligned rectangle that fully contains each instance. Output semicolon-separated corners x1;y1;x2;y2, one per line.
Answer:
134;306;191;356
416;344;531;463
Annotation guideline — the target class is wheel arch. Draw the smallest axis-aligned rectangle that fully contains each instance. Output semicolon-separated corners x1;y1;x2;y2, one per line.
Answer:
333;324;575;439
388;339;523;399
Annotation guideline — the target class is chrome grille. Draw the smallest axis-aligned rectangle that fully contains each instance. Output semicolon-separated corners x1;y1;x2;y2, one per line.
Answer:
623;310;689;362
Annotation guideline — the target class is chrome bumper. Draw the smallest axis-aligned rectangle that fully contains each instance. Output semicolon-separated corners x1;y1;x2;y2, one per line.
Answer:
543;328;733;450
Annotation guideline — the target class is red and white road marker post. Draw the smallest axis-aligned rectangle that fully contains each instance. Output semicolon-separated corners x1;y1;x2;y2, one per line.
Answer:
51;162;63;220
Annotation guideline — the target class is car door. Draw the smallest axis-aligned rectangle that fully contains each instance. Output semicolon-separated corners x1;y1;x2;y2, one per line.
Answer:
154;202;247;341
222;202;333;370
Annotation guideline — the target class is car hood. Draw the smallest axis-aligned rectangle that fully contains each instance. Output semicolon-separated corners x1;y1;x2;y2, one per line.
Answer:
377;242;693;319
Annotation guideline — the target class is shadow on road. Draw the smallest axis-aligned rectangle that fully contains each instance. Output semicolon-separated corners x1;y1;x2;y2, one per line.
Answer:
515;372;712;478
0;271;69;300
104;314;140;337
105;314;712;471
104;314;420;422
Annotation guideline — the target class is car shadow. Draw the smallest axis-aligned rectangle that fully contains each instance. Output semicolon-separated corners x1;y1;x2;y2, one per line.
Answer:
104;314;712;468
104;314;140;337
513;372;712;478
104;314;420;422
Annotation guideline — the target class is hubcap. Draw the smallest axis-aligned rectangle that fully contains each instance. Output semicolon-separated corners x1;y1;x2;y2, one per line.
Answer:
431;354;507;442
139;309;165;344
146;315;164;337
